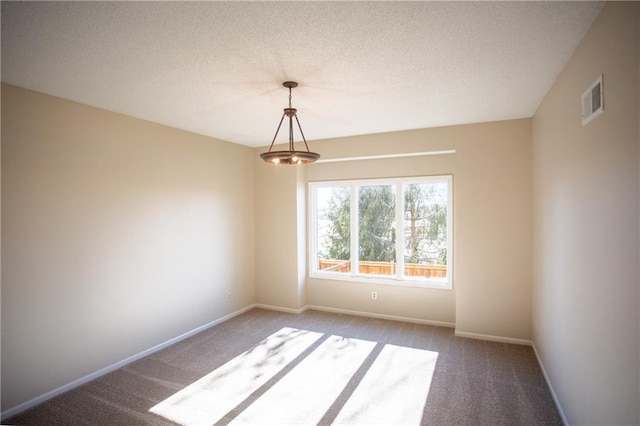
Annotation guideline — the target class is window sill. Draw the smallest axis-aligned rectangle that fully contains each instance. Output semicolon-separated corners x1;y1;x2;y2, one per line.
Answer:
309;272;452;290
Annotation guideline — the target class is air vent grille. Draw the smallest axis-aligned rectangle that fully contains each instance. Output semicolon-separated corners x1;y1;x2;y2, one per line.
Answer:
581;75;604;126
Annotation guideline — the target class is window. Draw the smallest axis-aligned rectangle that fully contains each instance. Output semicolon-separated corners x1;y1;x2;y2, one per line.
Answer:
309;176;452;288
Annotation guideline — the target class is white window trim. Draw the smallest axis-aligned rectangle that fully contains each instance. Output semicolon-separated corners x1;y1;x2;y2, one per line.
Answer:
309;175;453;290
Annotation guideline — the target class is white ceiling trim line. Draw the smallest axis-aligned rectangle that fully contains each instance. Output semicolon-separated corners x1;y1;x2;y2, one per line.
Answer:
315;150;457;164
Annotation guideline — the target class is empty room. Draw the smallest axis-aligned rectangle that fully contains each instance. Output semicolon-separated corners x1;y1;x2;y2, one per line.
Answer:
1;1;639;425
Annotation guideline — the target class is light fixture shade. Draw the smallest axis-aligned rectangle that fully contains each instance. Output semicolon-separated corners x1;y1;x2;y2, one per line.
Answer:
260;81;320;164
260;150;320;164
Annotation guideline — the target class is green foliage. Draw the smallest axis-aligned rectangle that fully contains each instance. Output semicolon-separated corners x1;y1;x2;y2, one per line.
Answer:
321;182;447;266
358;185;396;262
324;187;350;260
404;183;447;265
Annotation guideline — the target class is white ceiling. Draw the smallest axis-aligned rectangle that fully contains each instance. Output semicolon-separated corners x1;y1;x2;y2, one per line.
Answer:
2;1;603;148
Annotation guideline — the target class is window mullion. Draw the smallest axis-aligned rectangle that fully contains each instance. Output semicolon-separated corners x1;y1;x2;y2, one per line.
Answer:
350;185;359;277
395;183;404;280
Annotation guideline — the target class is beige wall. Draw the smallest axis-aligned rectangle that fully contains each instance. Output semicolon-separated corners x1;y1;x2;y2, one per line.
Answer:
532;2;639;424
1;84;255;412
256;119;533;338
253;160;308;311
254;158;307;310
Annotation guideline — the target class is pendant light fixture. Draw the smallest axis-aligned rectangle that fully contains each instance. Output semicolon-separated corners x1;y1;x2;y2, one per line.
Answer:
260;81;320;164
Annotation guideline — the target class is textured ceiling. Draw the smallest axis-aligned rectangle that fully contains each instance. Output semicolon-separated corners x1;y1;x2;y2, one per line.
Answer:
1;1;603;148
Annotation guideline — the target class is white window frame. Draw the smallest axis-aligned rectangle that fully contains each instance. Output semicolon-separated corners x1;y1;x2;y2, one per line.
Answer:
309;175;453;290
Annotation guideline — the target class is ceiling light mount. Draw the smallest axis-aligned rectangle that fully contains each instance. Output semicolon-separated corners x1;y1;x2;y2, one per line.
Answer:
260;81;320;165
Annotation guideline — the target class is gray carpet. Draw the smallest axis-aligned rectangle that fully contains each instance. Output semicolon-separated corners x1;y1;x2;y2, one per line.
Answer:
4;308;563;425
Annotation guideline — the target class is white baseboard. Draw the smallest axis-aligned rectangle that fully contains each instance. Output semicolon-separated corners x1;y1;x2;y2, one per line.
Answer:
0;304;255;421
253;303;309;314
307;304;456;328
454;330;533;346
532;342;568;425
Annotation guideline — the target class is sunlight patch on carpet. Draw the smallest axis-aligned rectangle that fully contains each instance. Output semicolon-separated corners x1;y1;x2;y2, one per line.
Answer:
230;335;376;425
150;327;439;425
149;327;323;425
332;344;438;425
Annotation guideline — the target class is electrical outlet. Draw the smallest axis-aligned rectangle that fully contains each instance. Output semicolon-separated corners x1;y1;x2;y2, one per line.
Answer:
371;291;377;300
227;293;231;301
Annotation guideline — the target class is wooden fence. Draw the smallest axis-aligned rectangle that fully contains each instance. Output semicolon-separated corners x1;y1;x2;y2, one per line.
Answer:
318;259;447;278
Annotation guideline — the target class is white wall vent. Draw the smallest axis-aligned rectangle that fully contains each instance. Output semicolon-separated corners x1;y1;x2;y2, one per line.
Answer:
581;74;604;126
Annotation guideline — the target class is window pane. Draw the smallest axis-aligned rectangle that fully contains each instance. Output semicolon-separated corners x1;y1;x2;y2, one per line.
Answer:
316;186;351;273
403;182;448;279
358;185;396;276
